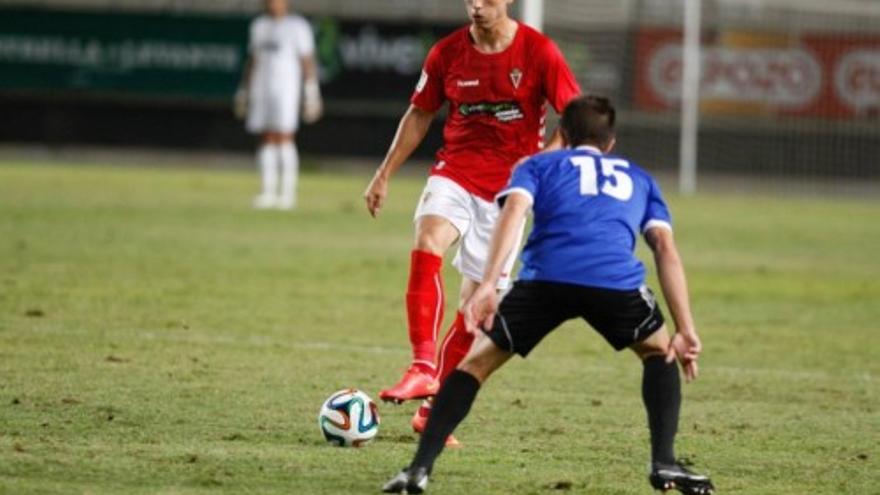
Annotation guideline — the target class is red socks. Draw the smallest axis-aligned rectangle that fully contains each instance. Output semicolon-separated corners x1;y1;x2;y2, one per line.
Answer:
406;250;444;373
405;251;476;382
436;311;474;385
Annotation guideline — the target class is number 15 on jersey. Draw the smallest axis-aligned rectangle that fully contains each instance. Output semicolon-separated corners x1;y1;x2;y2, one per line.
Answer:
571;156;633;201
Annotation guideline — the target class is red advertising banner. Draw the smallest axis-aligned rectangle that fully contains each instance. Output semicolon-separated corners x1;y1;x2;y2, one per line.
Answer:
634;27;880;119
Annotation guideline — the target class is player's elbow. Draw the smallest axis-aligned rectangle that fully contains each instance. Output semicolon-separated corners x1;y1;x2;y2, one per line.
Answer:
500;193;531;218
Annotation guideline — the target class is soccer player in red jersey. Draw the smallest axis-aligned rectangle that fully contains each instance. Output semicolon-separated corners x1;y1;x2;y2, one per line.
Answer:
363;0;580;444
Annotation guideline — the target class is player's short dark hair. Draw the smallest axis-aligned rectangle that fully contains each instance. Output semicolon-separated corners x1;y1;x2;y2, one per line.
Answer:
560;95;616;148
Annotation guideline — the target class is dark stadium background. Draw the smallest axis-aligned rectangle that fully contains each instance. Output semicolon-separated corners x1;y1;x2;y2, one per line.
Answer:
2;0;876;180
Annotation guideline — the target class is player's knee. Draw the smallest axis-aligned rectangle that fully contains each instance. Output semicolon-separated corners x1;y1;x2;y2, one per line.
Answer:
457;358;489;384
457;347;498;383
456;279;481;308
630;326;670;359
633;348;666;362
414;236;446;255
414;216;458;254
456;336;509;383
414;228;455;254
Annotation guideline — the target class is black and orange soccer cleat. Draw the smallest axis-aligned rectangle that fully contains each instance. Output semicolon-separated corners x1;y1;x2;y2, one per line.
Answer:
381;466;430;494
649;460;715;494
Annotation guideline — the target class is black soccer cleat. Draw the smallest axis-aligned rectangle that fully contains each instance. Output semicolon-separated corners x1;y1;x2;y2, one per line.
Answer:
649;460;715;494
381;466;430;494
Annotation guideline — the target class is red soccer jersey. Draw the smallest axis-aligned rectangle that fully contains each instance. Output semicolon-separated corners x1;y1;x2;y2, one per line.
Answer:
411;22;581;201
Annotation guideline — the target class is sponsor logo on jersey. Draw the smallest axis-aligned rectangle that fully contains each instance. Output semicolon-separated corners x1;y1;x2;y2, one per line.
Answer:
457;79;480;87
258;41;281;53
510;68;523;89
458;101;524;122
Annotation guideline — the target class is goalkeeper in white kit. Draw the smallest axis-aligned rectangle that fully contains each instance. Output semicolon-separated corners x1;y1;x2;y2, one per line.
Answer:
236;0;323;210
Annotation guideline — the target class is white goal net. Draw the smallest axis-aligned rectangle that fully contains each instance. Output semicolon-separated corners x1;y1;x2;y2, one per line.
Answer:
535;0;880;195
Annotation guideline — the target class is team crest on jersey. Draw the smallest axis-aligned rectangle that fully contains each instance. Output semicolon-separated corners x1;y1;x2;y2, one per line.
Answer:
510;68;523;89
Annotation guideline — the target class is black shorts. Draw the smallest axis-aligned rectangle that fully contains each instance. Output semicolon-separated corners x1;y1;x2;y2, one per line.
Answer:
485;280;665;356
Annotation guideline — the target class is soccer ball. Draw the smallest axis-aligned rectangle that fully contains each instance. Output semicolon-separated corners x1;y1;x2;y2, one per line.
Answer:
318;388;380;447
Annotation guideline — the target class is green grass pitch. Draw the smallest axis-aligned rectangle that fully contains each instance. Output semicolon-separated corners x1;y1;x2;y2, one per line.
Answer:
0;160;878;494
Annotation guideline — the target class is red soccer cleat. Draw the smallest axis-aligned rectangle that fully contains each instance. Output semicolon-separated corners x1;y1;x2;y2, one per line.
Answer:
411;404;461;448
379;366;439;403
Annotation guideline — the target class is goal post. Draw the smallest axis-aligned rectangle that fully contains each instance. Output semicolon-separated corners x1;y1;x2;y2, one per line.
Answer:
521;0;545;32
679;0;702;195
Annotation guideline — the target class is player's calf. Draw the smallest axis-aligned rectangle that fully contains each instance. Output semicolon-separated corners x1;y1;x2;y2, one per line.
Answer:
411;402;461;448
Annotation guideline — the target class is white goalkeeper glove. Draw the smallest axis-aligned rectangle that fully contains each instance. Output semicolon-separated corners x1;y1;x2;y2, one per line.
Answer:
233;88;248;120
302;78;323;124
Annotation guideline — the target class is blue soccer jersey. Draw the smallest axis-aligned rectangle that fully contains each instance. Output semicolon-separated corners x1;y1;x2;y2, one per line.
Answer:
496;145;672;290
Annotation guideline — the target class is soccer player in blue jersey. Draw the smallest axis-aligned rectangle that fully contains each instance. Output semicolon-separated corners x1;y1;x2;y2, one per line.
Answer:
382;95;714;495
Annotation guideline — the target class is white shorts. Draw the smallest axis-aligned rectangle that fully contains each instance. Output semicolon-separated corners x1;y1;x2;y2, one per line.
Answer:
246;88;301;134
414;176;524;289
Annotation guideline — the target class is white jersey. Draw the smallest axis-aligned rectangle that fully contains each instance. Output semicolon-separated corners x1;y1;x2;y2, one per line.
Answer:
246;14;315;133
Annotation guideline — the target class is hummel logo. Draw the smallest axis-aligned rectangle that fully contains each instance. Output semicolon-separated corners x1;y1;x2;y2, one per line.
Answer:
457;79;480;87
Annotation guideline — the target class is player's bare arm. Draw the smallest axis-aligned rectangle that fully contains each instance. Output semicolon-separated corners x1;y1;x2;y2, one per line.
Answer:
364;105;436;217
646;227;702;381
463;191;530;333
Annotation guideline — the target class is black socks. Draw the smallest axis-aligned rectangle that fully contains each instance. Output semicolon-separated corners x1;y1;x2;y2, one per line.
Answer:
410;369;481;472
409;359;679;473
642;355;681;465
